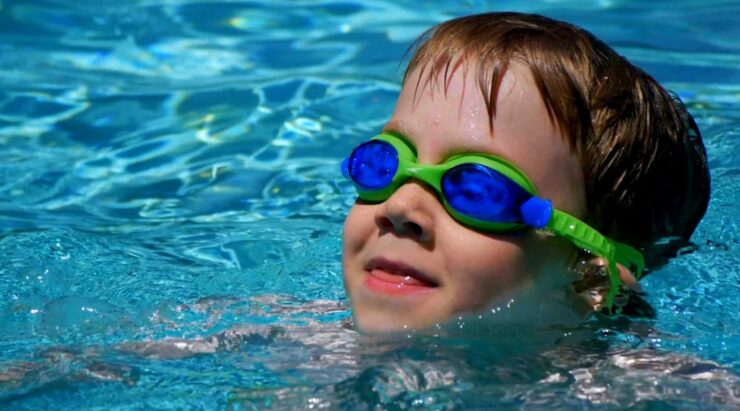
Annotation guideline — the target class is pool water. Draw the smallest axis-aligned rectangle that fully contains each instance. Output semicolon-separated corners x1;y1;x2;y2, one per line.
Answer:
1;0;739;409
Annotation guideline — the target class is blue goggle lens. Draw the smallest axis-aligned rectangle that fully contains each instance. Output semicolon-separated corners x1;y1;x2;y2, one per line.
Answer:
347;141;399;190
442;164;530;223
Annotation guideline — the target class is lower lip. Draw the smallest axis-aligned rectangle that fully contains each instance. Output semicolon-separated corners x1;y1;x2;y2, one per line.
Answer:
364;269;437;296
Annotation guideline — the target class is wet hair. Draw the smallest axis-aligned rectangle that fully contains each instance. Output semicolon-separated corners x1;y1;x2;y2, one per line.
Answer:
404;12;710;271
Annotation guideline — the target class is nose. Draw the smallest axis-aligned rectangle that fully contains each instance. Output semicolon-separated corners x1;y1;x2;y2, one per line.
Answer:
374;181;435;244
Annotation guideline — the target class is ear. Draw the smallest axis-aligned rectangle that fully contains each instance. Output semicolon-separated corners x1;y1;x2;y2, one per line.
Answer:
616;263;643;293
588;257;643;293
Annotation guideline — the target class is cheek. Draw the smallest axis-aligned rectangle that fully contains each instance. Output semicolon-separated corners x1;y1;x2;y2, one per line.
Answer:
342;203;373;252
342;203;377;275
442;231;568;311
440;231;528;309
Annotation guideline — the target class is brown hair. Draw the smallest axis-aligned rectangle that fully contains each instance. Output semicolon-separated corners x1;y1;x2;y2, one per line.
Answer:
404;12;710;269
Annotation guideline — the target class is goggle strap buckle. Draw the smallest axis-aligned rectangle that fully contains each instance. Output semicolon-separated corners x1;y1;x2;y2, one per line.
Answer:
521;197;552;229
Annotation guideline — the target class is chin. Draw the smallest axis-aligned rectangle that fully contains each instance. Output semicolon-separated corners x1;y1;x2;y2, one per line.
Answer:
350;306;437;334
344;278;446;334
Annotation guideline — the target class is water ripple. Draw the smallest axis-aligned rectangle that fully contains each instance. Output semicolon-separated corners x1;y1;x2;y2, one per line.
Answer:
1;0;739;409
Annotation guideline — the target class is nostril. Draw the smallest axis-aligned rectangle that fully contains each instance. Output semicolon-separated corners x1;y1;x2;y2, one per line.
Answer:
403;222;423;237
376;215;424;237
377;216;394;230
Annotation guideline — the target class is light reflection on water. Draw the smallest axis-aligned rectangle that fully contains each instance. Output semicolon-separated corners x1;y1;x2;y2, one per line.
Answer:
1;0;739;409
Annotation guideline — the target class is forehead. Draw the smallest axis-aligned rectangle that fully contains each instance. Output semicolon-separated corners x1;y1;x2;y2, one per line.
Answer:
386;61;557;153
383;60;587;217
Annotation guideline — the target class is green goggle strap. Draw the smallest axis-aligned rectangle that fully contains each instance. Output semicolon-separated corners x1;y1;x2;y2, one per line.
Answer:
548;209;645;310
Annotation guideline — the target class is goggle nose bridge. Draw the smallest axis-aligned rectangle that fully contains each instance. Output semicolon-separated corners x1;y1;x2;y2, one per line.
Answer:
392;165;443;199
397;160;447;181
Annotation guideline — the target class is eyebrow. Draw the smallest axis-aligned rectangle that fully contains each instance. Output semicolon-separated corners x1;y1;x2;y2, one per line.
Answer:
380;124;423;148
381;120;405;136
379;123;499;161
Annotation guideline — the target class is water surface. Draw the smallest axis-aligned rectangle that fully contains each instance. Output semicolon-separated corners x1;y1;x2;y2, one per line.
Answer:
1;0;739;409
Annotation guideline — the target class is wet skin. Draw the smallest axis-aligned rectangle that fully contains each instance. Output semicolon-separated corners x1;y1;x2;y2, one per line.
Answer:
342;61;588;333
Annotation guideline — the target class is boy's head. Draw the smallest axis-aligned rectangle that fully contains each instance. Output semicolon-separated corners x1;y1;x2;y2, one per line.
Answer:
341;12;710;333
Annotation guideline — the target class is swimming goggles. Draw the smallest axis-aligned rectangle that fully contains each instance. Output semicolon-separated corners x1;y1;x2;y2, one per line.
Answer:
342;132;645;311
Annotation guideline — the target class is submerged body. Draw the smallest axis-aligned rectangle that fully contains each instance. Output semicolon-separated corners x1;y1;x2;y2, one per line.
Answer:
1;296;737;409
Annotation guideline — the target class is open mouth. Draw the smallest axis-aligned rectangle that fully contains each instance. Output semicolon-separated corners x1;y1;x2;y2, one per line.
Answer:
364;257;439;295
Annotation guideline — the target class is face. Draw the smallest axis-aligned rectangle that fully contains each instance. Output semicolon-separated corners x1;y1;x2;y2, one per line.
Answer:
342;60;588;333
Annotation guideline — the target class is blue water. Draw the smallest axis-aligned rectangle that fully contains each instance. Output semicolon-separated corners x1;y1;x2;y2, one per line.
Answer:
1;0;739;409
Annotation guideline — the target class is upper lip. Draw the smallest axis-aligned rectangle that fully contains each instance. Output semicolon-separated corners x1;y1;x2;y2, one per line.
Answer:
365;257;439;287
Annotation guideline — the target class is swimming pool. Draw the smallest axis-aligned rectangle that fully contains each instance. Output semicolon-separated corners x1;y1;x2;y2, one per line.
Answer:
1;0;738;408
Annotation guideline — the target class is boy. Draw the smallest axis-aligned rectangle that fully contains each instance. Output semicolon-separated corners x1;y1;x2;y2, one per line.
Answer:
341;12;710;333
